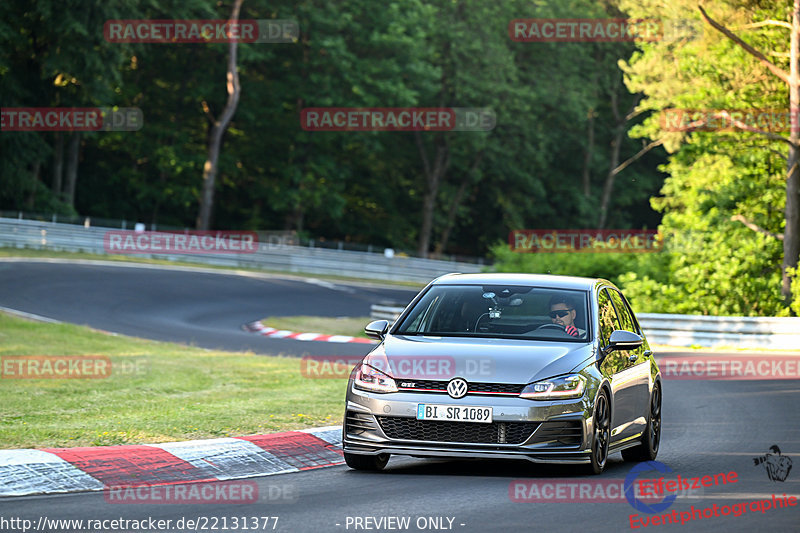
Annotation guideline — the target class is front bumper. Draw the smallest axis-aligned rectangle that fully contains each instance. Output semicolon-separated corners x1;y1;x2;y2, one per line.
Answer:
343;383;594;464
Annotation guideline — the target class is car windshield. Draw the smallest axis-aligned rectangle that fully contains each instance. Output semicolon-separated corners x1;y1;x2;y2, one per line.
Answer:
395;284;590;341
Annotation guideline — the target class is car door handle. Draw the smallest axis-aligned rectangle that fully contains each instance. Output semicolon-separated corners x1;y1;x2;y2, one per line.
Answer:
628;354;637;362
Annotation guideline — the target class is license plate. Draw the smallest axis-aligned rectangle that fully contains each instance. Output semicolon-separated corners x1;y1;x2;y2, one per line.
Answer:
416;404;492;423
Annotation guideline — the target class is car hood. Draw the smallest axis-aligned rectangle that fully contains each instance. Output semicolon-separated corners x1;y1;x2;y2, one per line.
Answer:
375;334;595;384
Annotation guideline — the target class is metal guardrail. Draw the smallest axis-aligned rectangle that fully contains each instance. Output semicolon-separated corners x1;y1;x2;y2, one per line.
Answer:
0;210;489;265
636;313;800;350
0;218;482;283
370;303;409;322
369;305;800;349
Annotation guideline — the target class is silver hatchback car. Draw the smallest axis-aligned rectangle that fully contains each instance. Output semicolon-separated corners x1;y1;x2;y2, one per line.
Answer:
342;273;661;474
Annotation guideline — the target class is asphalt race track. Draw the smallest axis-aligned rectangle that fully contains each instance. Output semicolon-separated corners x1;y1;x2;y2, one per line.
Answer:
0;260;798;532
0;260;417;357
1;380;798;533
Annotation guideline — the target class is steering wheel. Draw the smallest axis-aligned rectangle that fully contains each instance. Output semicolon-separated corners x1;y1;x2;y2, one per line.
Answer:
536;323;567;332
535;322;583;338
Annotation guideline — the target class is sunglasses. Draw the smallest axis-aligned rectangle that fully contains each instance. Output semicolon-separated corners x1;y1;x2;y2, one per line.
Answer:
549;309;573;319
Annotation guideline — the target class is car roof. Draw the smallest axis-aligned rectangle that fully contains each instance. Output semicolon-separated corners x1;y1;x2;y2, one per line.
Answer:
431;272;611;291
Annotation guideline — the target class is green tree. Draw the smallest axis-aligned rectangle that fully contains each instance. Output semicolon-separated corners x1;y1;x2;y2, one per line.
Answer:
618;0;790;314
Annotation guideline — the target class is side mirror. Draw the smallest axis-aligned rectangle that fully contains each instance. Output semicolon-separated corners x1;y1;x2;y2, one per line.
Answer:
365;319;390;340
605;330;644;354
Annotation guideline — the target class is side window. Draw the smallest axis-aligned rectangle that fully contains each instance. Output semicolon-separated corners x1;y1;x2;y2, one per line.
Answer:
597;289;619;347
619;291;643;333
609;290;636;333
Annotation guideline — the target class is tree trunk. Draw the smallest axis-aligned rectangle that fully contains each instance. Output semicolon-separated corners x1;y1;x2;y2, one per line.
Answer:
598;135;623;229
64;132;80;208
434;151;484;256
598;91;624;229
598;89;647;228
26;162;41;209
52;132;64;198
433;176;469;258
418;189;437;258
196;0;244;230
582;108;595;198
415;132;451;257
783;0;800;305
583;55;600;199
284;205;304;233
150;170;168;225
785;152;800;304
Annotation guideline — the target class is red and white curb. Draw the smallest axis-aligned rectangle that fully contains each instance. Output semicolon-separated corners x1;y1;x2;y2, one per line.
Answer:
244;321;376;344
0;426;343;498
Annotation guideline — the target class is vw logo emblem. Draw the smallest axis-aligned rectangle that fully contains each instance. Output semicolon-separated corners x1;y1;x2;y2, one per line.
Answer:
447;378;468;399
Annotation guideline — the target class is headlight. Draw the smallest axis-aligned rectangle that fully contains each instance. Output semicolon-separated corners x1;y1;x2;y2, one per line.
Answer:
353;352;398;393
519;374;586;400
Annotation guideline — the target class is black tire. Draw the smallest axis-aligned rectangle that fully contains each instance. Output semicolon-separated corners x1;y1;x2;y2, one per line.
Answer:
344;452;390;471
586;388;610;475
622;383;661;462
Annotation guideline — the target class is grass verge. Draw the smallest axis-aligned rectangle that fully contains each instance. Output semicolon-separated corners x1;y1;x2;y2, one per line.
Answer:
0;313;349;449
260;316;373;339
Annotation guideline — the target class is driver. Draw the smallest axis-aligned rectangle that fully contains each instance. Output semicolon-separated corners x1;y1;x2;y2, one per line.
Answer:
549;295;585;337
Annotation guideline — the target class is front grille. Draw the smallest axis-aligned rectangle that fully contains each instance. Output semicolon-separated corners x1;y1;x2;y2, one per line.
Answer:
471;382;526;394
529;420;583;446
376;416;538;445
397;379;448;391
396;380;524;395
